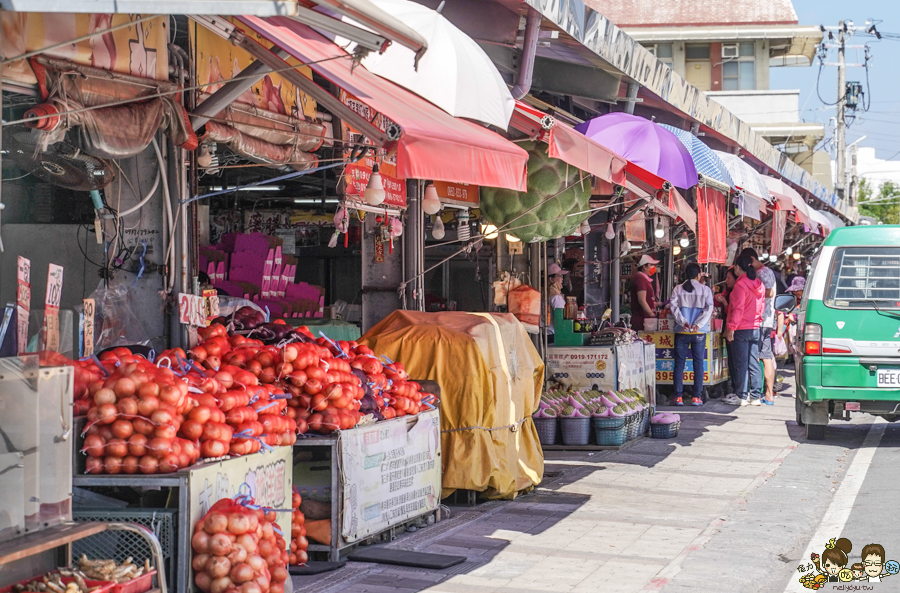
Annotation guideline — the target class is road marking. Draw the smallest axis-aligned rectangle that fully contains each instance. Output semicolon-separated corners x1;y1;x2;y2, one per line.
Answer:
783;420;887;593
640;440;800;591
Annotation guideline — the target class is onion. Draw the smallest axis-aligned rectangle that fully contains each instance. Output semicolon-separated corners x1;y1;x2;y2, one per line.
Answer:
271;565;288;584
160;385;182;406
137;395;160;416
209;532;234;556
96;403;118;425
111;419;134;440
246;554;266;573
138;382;160;399
192;553;211;572
93;387;117;406
200;439;228;459
189;405;212;424
116;397;139;416
115;377;137;398
122;456;140;474
105;438;129;458
103;456;123;474
257;538;273;558
240;581;262;593
127;433;148;456
194;571;212;593
192;530;211;553
132;417;155;436
151;409;174;426
82;434;106;457
230;562;254;585
228;512;252;535
85;456;104;474
209;576;234;593
228;543;248;565
236;533;258;555
154;424;178;440
206;555;232;578
139;455;159;474
180;419;203;440
205;512;229;535
159;453;181;473
268;583;284;593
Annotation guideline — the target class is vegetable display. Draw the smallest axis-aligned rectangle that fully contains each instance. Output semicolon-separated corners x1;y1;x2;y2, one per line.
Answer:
191;494;289;593
73;556;151;583
535;388;647;419
288;489;308;566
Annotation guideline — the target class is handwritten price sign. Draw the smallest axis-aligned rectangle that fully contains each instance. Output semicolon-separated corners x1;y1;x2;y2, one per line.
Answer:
178;294;209;327
16;256;30;354
83;298;96;357
43;264;64;352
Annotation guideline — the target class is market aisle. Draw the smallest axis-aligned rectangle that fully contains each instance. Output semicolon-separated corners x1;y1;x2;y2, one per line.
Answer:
292;395;803;593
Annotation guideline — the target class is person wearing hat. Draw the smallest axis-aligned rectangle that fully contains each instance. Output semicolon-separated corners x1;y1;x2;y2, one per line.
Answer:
630;254;660;332
547;263;569;337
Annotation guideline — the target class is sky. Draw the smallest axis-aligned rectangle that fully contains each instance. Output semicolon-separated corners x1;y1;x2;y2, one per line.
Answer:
769;0;900;161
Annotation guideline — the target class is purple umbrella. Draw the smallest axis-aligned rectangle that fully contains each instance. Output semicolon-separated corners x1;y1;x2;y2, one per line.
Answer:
574;113;698;189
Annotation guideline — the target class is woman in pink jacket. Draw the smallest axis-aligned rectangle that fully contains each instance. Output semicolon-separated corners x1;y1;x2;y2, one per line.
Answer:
723;254;765;406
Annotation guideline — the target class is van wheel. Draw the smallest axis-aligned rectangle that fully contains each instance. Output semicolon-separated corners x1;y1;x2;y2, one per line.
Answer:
806;424;826;440
796;411;805;426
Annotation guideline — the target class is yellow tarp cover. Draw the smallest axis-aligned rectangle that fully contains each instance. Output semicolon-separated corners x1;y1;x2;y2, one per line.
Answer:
361;311;544;500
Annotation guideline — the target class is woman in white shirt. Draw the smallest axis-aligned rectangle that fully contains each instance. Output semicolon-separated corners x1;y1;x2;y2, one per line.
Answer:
669;263;714;407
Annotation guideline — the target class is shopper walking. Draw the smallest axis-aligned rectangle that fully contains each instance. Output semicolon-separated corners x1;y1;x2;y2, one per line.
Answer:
723;255;765;406
739;248;778;404
669;263;715;407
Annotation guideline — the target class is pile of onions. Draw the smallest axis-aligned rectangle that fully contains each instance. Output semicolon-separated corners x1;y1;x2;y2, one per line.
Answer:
192;496;289;593
288;489;308;566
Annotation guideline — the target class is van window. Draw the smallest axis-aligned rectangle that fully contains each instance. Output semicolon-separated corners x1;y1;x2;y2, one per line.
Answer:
824;247;900;309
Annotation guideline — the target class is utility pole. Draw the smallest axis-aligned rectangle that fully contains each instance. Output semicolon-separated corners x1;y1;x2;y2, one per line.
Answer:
836;21;847;199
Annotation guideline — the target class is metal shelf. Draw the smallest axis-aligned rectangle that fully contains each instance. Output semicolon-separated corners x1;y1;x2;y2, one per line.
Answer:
0;522;107;565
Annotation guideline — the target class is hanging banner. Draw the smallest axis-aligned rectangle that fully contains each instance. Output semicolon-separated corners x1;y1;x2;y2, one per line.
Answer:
771;209;788;255
340;90;407;208
193;17;317;120
1;13;170;86
43;264;64;353
697;187;727;264
340;409;441;543
16;257;31;354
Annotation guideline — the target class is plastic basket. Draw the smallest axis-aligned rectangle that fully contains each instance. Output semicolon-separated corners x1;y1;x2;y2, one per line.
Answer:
560;417;592;446
623;413;640;440
73;510;173;592
593;418;627;447
650;420;681;439
533;416;558;446
113;570;157;593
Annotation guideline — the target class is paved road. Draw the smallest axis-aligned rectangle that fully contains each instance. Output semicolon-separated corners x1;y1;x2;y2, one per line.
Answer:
292;368;900;593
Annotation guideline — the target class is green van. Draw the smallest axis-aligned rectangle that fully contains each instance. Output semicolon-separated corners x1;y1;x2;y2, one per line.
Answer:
783;225;900;439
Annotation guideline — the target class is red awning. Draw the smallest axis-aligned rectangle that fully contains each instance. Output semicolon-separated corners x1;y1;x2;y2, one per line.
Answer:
764;176;811;226
237;16;528;192
510;101;627;185
697;186;727;264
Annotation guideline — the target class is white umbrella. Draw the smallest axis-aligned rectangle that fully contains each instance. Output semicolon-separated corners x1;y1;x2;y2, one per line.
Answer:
340;0;515;130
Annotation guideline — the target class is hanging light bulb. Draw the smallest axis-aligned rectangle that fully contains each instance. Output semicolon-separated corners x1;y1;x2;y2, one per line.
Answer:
679;232;689;248
761;250;769;260
785;246;793;256
480;223;499;240
580;220;591;235
792;252;801;260
621;240;632;255
654;217;665;239
421;183;442;215
769;254;778;263
457;210;470;241
673;245;682;256
505;234;521;243
364;164;386;206
605;223;615;240
431;215;445;240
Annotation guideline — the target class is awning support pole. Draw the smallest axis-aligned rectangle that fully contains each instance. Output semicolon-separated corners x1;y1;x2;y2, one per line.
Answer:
623;82;640;115
190;47;288;130
404;180;424;311
512;7;541;100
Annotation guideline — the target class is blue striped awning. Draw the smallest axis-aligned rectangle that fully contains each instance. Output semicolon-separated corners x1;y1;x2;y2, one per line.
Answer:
659;125;734;189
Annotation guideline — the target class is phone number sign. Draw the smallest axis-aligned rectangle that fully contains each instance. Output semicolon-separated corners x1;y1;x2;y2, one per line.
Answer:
546;347;615;390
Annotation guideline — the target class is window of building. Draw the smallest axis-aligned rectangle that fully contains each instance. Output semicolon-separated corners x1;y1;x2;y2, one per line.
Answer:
644;43;674;67
685;44;710;60
722;42;756;90
685;44;711;91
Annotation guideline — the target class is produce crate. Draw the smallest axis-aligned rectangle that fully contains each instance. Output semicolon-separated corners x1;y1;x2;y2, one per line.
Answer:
73;510;174;593
533;417;558;446
112;569;156;593
650;420;681;439
559;417;591;446
0;574;116;593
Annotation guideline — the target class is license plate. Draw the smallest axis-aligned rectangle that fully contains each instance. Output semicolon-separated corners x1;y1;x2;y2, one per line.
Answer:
876;369;900;388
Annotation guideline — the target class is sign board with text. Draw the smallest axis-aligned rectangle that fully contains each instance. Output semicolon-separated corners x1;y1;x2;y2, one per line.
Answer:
640;331;728;386
82;299;96;358
43;264;64;352
179;294;216;327
16;257;31;354
340;408;441;543
546;347;616;391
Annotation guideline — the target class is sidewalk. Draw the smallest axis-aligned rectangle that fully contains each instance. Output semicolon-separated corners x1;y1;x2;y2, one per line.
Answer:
293;392;801;593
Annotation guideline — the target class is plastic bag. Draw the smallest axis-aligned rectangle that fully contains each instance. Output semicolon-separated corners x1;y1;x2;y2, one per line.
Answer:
89;282;152;352
774;334;788;357
507;285;541;330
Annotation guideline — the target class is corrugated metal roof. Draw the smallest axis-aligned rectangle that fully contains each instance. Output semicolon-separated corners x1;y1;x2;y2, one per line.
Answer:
584;0;798;28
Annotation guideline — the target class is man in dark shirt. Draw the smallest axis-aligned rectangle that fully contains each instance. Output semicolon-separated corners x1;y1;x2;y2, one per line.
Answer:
630;255;659;331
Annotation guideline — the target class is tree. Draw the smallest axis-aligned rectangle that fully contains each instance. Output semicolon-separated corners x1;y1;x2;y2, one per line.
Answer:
858;178;899;224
